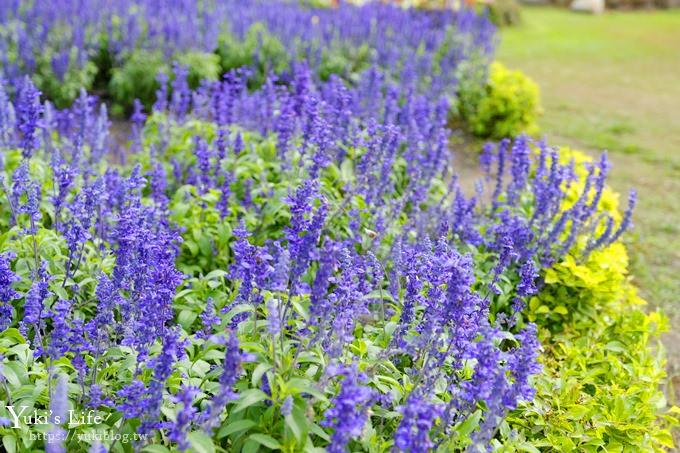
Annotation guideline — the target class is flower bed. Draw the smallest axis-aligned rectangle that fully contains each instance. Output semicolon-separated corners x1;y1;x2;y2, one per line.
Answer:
0;1;677;452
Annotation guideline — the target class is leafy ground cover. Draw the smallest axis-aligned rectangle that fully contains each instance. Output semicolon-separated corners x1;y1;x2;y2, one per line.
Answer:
496;5;680;405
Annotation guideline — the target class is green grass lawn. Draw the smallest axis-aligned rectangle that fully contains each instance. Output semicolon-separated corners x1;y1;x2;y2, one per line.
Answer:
496;5;680;395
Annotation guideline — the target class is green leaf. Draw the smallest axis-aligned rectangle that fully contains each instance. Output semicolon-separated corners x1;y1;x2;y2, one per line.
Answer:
218;419;258;439
2;436;16;453
233;389;269;413
309;423;330;442
286;378;327;401
285;405;309;442
251;362;272;387
205;269;229;280
248;433;282;450
2;362;26;387
517;443;541;453
188;431;215;453
242;439;260;453
654;430;675;449
178;310;198;330
457;410;482;437
185;240;199;256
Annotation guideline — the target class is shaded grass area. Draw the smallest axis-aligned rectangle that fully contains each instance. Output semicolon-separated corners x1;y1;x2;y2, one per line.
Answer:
495;4;680;411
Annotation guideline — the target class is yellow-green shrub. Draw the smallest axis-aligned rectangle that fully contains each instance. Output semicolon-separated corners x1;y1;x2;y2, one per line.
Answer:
459;61;541;139
504;303;677;451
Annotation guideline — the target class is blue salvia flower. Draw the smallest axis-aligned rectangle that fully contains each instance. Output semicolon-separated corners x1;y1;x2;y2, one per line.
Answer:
394;395;442;453
84;274;120;353
490;138;509;211
307;239;336;334
393;246;426;345
326;249;373;358
86;384;112;410
171;62;191;119
480;142;495;175
46;298;76;360
118;330;187;436
50;374;69;424
199;297;221;339
507;323;542;405
154;72;170;112
169;385;199;451
16;77;42;158
267;298;282;337
216;170;232;219
229;223;273;309
130;98;147;153
609;189;637;244
46;374;68;453
268;240;290;293
322;364;376;453
584;152;610;220
116;379;147;420
0;252;19;331
201;331;250;432
0;78;16;148
20;263;51;342
49;151;75;232
10;160;42;232
280;395;293;417
273;93;296;161
585;216;616;255
149;160;168;208
507;134;531;205
233;131;244;155
516;260;539;298
194;137;213;193
284;181;327;296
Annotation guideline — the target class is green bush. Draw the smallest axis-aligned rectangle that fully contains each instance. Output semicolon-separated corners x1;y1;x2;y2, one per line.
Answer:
109;50;167;116
318;43;373;82
217;23;290;89
109;50;220;117
176;51;222;90
458;61;541;139
483;0;522;27
33;50;98;109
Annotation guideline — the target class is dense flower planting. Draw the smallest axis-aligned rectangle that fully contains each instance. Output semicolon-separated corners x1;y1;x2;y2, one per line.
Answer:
0;1;677;453
0;0;495;110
